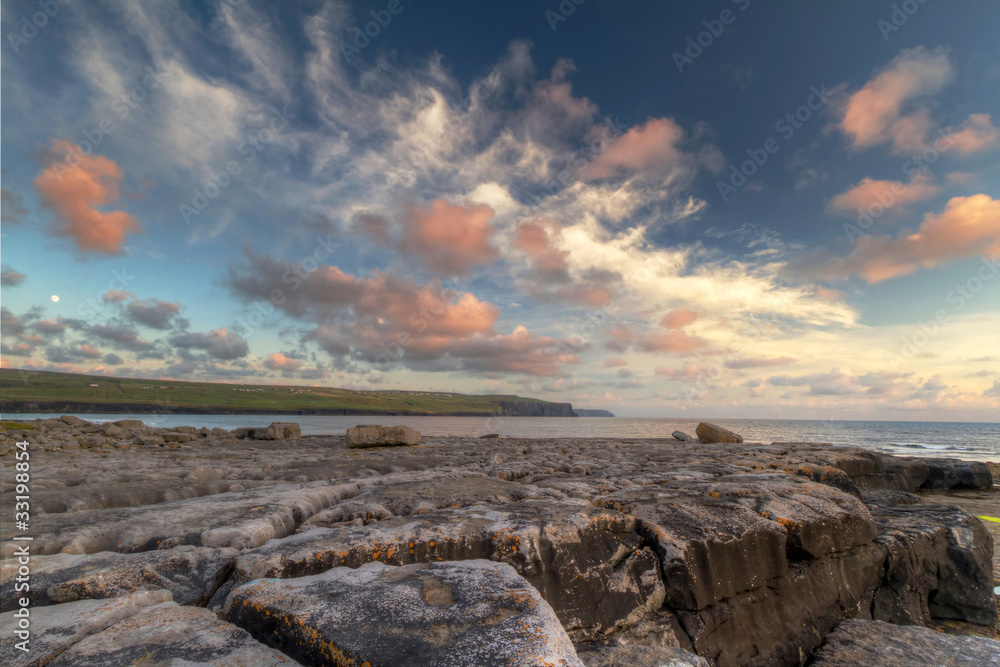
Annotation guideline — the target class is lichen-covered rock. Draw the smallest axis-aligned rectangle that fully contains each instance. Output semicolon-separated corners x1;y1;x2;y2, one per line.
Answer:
809;619;1000;666
226;560;584;666
229;501;664;638
872;503;996;625
0;591;171;667
695;422;742;444
0;545;237;611
347;424;421;447
47;600;295;666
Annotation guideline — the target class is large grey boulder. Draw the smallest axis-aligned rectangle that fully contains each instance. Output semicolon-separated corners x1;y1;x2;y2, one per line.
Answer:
695;422;743;444
0;591;171;667
809;619;1000;666
226;560;584;666
0;546;237;611
871;503;996;625
47;600;295;666
347;424;421;447
227;501;664;638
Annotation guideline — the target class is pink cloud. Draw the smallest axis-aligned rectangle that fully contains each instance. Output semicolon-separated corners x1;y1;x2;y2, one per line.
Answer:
655;363;717;378
401;199;499;275
34;140;142;254
724;356;796;369
265;352;301;371
103;289;136;302
949;114;999;154
638;329;708;353
660;309;698;329
840;47;952;153
812;194;1000;282
514;220;567;273
580;118;687;180
829;172;939;215
600;357;628;368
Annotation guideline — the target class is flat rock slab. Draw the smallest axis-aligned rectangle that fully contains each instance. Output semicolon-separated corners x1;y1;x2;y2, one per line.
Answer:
0;545;237;611
872;503;996;625
229;501;664;637
578;644;710;666
347;424;421;447
810;619;1000;666
0;481;361;558
225;560;583;666
47;601;295;666
0;590;171;667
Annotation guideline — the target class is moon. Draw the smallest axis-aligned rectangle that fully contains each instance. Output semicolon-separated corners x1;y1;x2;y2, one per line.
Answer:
50;295;59;302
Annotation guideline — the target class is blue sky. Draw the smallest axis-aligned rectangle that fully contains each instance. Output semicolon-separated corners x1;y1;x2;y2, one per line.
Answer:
1;0;998;419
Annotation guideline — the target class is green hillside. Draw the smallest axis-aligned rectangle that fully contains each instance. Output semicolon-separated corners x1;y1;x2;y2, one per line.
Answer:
0;369;574;416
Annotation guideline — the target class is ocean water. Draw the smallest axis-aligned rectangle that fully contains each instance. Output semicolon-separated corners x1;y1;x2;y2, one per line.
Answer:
5;414;999;462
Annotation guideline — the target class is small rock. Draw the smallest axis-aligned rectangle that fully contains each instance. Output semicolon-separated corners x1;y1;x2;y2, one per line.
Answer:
225;560;583;666
186;466;224;482
672;430;692;442
162;432;196;443
211;427;234;439
112;419;145;430
346;424;421;448
174;425;198;434
78;436;104;449
695;422;743;444
139;435;166;447
62;441;81;451
480;433;500;439
60;415;89;427
809;619;1000;666
101;424;124;437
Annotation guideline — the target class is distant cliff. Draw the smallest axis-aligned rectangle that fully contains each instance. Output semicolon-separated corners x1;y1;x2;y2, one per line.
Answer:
573;409;615;417
492;401;576;417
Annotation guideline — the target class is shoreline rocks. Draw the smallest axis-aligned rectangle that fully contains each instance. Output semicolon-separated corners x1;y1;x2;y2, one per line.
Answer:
346;424;421;448
0;419;995;665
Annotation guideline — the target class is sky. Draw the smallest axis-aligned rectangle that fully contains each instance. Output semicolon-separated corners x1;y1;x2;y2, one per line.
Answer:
1;0;999;420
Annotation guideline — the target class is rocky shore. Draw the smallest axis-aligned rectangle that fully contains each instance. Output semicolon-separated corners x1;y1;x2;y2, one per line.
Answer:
1;417;997;666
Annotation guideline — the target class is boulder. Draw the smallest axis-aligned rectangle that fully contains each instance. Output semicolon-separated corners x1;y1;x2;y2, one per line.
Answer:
186;466;224;482
78;435;104;448
210;427;234;439
672;430;692;442
0;545;238;610
174;425;198;434
232;422;302;440
0;591;171;667
695;422;743;444
162;432;196;443
347;424;421;448
921;458;994;490
225;560;584;666
60;415;88;427
871;503;996;625
809;619;1000;666
101;424;124;438
47;601;295;666
112;419;145;430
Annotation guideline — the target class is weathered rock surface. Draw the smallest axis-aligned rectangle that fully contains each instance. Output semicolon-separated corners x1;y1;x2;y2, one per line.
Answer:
810;619;1000;666
226;560;583;666
871;503;996;625
347;423;421;447
0;591;171;667
47;600;295;666
577;644;710;666
695;422;743;444
0;545;237;611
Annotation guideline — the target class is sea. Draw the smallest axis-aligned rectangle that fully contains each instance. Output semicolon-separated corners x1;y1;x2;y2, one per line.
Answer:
4;414;999;462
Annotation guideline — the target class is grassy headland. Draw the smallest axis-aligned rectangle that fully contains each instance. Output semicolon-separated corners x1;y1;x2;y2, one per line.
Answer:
0;369;575;416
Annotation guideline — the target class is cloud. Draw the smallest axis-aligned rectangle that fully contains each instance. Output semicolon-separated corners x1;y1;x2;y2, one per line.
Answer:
126;298;182;329
399;199;499;275
33;317;68;335
1;268;26;287
1;308;24;335
168;328;249;360
660;309;698;329
103;352;124;365
829;173;939;215
90;323;155;351
580;117;717;181
600;357;628;368
654;363;718;378
949;113;999;154
103;289;136;303
984;380;1000;398
839;47;953;153
806;195;1000;282
724;356;796;369
1;187;27;223
264;352;301;372
638;329;708;354
33;140;142;254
